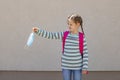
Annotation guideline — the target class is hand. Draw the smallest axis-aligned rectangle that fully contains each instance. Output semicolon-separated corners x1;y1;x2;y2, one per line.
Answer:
32;27;39;33
82;70;88;74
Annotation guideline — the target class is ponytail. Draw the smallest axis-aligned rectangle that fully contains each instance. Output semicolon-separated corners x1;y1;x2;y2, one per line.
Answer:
81;25;85;35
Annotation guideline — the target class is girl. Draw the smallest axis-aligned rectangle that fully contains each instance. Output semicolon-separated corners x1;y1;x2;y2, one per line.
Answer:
33;14;88;80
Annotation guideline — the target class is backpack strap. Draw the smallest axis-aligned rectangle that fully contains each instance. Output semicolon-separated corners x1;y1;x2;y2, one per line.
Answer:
62;31;69;53
79;32;84;58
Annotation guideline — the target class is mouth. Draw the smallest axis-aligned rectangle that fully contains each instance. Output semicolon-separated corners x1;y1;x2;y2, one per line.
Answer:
69;27;71;30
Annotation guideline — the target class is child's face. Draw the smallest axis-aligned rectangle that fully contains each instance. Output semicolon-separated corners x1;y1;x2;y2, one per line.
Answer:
68;19;80;33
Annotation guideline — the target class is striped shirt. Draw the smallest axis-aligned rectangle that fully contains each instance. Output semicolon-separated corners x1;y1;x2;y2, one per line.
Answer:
36;29;88;70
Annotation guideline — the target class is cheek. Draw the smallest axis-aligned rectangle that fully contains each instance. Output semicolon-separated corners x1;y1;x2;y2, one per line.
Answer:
71;25;76;29
70;26;76;31
72;26;75;29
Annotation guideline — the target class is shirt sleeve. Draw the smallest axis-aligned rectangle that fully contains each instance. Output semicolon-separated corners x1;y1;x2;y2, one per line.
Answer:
35;28;64;40
82;35;89;71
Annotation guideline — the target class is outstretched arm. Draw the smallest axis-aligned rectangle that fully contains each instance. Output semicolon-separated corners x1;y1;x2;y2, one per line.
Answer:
33;27;63;40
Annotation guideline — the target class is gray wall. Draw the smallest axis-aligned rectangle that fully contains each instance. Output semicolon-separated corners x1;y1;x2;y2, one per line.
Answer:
0;0;120;71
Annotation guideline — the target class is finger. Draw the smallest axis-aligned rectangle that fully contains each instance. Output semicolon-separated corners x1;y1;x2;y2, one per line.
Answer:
32;27;38;32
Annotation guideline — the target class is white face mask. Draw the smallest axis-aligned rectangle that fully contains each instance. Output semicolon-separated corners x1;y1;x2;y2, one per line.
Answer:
26;32;35;47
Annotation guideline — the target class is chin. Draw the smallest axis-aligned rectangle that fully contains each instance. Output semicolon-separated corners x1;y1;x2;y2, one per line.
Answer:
69;29;72;31
70;30;73;32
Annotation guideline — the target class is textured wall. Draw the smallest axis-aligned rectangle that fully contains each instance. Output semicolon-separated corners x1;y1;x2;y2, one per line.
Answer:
0;0;120;71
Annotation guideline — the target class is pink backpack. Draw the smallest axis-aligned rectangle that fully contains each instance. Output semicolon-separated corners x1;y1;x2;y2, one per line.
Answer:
62;31;84;57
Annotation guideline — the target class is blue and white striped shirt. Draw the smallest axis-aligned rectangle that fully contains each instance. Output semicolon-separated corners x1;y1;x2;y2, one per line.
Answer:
36;29;88;70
